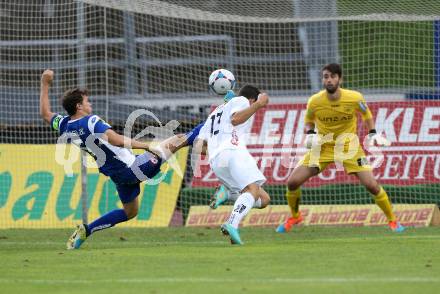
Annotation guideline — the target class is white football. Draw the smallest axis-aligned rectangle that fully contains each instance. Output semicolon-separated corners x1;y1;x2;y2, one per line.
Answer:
208;69;236;95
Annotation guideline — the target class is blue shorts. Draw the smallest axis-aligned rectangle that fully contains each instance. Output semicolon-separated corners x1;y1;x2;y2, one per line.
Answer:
110;152;162;204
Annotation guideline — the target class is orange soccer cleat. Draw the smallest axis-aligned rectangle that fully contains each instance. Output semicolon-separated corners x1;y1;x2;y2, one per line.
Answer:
276;214;304;233
388;220;405;232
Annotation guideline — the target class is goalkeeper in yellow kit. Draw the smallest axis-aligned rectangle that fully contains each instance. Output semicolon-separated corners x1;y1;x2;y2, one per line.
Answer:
276;63;405;233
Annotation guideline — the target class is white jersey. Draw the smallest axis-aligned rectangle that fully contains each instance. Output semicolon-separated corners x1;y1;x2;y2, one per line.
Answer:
199;96;252;162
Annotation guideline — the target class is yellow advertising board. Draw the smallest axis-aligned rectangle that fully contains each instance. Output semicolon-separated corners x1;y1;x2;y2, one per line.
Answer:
0;144;187;228
186;204;440;227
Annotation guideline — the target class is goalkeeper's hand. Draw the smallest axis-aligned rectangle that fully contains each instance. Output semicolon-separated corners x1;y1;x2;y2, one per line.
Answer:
366;129;391;147
304;130;320;149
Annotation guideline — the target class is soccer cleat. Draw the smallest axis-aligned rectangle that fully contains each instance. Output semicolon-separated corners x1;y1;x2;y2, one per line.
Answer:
66;224;87;250
209;185;229;209
220;223;243;245
223;90;236;102
276;214;304;233
388;220;405;233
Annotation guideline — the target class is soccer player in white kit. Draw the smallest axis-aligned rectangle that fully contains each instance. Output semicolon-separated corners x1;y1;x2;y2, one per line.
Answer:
197;85;270;245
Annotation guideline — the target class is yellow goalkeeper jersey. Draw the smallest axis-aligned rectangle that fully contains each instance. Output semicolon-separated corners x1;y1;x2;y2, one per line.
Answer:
305;88;372;143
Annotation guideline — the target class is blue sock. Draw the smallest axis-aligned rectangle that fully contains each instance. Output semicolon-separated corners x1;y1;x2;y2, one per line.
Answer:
186;122;204;145
86;209;128;236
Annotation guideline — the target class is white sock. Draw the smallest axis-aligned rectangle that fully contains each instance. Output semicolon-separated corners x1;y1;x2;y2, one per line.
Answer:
227;192;255;228
253;198;262;208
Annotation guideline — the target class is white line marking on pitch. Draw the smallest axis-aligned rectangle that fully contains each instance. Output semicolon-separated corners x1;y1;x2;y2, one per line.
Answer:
0;277;439;284
0;233;440;245
1;235;440;246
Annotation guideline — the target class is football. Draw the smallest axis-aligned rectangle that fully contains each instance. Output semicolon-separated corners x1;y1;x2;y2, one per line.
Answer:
208;69;236;95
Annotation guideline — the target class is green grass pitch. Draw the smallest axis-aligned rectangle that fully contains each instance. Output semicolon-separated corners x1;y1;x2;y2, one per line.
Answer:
1;226;439;294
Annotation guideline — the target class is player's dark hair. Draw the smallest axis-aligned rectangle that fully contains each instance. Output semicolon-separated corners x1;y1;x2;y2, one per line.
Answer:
238;85;261;100
322;63;342;78
62;88;88;116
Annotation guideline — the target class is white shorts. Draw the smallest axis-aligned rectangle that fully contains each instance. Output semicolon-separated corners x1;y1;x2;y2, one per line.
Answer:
210;149;266;194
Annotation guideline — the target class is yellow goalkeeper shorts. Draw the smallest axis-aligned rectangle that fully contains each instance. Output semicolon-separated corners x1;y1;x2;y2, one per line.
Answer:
298;143;372;174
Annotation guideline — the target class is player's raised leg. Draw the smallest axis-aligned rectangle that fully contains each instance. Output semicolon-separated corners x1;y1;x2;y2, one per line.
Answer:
355;171;405;232
149;122;204;160
276;165;319;233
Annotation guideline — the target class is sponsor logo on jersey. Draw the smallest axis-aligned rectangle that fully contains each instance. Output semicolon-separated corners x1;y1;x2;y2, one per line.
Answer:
318;115;353;122
231;129;239;145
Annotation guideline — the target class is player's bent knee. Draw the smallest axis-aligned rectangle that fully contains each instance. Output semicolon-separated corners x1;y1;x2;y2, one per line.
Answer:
123;205;139;220
287;180;300;192
365;183;380;195
260;194;270;208
242;183;261;199
257;188;270;208
125;208;138;220
371;186;381;196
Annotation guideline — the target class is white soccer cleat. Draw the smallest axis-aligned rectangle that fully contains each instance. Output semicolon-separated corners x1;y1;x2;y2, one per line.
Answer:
66;224;87;250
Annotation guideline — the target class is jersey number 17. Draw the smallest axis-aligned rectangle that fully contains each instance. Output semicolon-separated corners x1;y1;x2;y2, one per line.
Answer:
210;111;223;136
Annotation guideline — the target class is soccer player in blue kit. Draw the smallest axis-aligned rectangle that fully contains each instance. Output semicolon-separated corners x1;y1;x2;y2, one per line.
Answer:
40;69;202;249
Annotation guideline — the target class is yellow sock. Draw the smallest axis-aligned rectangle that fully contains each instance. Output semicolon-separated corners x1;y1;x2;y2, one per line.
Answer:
286;188;301;218
374;187;396;222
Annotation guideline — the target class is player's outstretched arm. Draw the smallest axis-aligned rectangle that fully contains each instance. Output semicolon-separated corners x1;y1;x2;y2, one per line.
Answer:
40;69;56;124
231;93;269;126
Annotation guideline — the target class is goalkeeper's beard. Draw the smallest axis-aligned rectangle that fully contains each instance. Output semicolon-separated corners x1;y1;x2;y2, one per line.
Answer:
325;83;339;94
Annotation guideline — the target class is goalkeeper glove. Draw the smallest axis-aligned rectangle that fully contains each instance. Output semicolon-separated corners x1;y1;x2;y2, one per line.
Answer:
304;130;320;149
366;129;391;147
223;90;236;102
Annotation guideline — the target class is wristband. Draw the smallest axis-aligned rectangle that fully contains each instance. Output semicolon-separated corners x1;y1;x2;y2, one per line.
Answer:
306;130;316;134
369;129;377;134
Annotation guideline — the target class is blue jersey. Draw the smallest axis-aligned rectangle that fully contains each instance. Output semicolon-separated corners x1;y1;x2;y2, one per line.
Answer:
51;114;136;177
